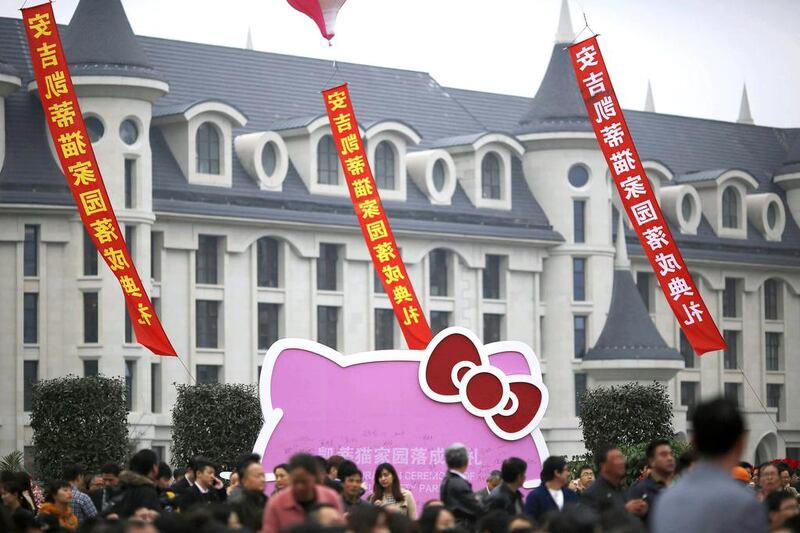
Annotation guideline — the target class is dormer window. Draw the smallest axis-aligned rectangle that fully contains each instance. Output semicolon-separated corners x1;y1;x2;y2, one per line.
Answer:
481;152;501;199
317;135;339;185
197;122;221;175
433;159;446;192
722;186;739;228
375;141;396;189
261;142;277;176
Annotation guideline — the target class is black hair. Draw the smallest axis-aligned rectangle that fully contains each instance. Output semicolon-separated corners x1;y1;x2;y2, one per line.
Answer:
236;453;261;480
477;511;509;533
158;462;172;480
760;462;779;475
646;439;672;460
1;480;21;496
540;456;567;483
543;505;599;533
129;449;159;477
676;448;699;475
418;506;451;533
776;462;791;474
45;480;71;503
62;463;84;482
593;444;619;470
314;455;329;474
577;465;594;476
371;463;405;504
289;453;321;476
347;505;385;533
337;460;362;481
100;462;121;476
327;455;345;472
508;515;535;530
187;456;201;471
501;457;527;484
765;490;795;513
274;463;290;474
692;397;744;457
739;461;753;472
193;457;216;475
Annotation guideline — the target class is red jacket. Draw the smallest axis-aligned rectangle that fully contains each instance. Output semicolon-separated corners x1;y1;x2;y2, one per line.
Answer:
262;484;343;533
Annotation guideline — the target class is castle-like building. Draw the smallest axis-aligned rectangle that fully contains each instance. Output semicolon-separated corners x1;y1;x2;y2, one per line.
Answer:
1;0;798;463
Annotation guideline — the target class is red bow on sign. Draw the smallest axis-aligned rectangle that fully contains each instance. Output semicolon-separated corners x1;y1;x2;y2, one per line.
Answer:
418;331;548;441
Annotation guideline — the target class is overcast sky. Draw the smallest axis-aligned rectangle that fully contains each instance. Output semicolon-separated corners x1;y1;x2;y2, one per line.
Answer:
4;0;799;128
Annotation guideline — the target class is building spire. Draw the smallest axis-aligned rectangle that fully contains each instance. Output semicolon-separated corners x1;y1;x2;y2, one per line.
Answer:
644;80;655;112
246;27;254;50
614;211;630;269
555;0;575;44
737;83;754;125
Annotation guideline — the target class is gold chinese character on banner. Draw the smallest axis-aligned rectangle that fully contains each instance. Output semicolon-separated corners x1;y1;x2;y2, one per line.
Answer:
326;90;348;111
137;302;152;326
402;305;421;326
352;177;373;198
57;131;87;159
48;101;76;128
373;242;396;263
382;264;404;284
68;161;96;186
340;133;360;156
345;155;366;176
36;41;58;69
89;217;118;244
332;113;352;134
27;12;52;39
366;220;387;241
358;199;380;219
79;189;107;216
103;247;130;272
43;71;67;100
119;275;142;297
392;285;413;305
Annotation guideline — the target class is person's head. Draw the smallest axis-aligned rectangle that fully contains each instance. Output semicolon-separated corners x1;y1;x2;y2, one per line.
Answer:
11;472;31;494
646;438;675;477
692;397;745;464
418;505;455;533
88;474;104;492
1;481;22;509
101;463;121;487
273;463;290;492
327;455;345;480
778;463;793;487
676;448;699;476
766;490;799;530
193;458;216;489
62;463;85;485
577;465;595;488
129;449;159;480
444;443;469;472
347;505;388;533
338;460;363;500
236;454;266;493
541;456;569;488
500;457;527;489
185;457;200;482
594;445;625;483
308;503;345;527
760;462;782;494
732;466;751;484
507;515;535;532
46;480;73;506
157;462;172;489
476;510;509;533
289;453;320;503
313;456;329;483
374;463;404;502
485;470;502;491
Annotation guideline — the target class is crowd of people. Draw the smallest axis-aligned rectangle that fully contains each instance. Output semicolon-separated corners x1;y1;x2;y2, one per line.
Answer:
0;397;797;533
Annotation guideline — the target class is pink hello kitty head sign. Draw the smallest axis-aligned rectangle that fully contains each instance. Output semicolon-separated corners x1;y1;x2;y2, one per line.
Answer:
254;327;549;502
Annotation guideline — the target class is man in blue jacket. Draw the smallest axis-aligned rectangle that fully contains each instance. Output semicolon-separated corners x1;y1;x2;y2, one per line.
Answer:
524;456;579;525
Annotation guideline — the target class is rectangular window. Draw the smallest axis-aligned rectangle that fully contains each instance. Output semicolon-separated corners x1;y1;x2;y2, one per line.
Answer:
429;249;450;297
196;235;219;285
723;277;739;318
374;309;395;350
723;330;739;370
765;332;782;371
724;382;741;406
374;270;386;294
125;360;136;411
196;300;220;348
430;311;450;335
196;364;221;385
767;384;784;422
483;314;502;343
764;279;781;320
125;306;133;344
151;363;162;413
83;292;99;344
125;225;135;262
24;225;39;277
787;448;800;460
83;228;98;276
124;159;135;209
23;360;38;412
636;272;652;312
257;238;280;288
574;373;587;416
573;200;586;243
317;243;340;291
681;381;699;419
317;306;339;349
83;359;98;377
150;231;163;282
258;303;280;350
680;330;695;368
483;255;502;300
574;315;587;359
573;258;586;301
23;293;38;344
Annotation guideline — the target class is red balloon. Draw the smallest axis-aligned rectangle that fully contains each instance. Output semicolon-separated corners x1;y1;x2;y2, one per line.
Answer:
287;0;347;42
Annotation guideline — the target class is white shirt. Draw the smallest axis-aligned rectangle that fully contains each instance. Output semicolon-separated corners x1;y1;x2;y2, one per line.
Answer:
449;469;469;481
194;481;209;494
548;488;564;509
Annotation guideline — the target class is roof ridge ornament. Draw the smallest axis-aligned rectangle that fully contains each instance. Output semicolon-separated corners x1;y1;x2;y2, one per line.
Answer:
737;83;754;125
554;0;575;44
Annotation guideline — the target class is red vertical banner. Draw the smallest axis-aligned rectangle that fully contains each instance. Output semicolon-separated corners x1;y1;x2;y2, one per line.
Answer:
322;84;433;350
568;36;725;355
22;3;176;356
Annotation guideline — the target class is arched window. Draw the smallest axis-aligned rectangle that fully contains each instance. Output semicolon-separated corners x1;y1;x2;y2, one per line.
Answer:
317;135;339;185
433;159;446;192
375;141;396;189
722;187;739;228
256;237;280;288
481;152;501;199
196;122;221;175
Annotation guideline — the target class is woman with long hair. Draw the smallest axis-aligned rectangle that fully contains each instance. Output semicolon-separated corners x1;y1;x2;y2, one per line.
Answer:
368;463;417;520
38;480;78;531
